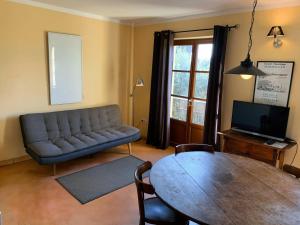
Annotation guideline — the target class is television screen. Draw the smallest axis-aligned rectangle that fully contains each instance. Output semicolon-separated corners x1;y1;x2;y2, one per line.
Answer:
231;101;289;141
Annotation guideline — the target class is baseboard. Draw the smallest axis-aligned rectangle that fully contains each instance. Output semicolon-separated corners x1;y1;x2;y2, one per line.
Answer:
0;155;31;167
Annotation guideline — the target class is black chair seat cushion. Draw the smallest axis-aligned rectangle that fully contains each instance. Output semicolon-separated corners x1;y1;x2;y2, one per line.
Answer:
144;197;187;224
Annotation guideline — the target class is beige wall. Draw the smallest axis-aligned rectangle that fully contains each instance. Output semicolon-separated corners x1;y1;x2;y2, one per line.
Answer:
0;1;133;161
2;1;300;167
133;6;300;166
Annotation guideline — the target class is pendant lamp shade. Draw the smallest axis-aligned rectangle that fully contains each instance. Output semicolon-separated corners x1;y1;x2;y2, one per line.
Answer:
225;0;266;77
226;55;266;76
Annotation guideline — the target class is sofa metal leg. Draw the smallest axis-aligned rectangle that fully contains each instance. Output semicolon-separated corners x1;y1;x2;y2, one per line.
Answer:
127;143;132;155
53;164;56;176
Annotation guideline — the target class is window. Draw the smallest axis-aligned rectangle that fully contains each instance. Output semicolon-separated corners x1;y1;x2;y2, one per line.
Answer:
170;39;213;126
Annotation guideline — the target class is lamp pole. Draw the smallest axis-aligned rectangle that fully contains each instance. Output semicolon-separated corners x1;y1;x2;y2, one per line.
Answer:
130;78;144;127
130;87;136;127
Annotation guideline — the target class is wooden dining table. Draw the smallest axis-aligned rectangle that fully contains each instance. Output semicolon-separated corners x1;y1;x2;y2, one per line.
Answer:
150;151;300;225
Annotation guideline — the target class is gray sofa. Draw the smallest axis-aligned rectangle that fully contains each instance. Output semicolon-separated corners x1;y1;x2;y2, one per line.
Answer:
20;105;140;173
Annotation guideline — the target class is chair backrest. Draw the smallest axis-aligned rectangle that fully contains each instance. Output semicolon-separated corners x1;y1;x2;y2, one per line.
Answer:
134;161;155;220
175;144;214;155
283;164;300;179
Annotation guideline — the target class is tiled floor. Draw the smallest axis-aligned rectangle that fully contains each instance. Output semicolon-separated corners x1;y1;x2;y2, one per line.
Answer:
0;140;180;225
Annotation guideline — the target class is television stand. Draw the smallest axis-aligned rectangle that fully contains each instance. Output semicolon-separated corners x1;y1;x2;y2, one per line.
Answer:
218;129;296;169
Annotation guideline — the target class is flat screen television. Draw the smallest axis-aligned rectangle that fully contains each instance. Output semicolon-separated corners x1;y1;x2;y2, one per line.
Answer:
231;101;289;141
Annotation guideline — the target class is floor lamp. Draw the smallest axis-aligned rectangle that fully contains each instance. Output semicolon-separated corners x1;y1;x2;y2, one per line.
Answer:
130;78;144;126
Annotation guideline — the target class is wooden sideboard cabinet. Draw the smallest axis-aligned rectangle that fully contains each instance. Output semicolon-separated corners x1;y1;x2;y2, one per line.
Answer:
219;129;296;169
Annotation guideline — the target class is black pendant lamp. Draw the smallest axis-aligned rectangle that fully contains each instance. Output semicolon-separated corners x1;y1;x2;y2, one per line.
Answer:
225;0;266;79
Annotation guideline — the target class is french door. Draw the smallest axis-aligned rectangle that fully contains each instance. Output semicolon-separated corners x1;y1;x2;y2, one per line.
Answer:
170;39;213;145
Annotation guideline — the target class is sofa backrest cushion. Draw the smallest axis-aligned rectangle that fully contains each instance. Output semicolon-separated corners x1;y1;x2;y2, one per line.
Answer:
20;105;122;147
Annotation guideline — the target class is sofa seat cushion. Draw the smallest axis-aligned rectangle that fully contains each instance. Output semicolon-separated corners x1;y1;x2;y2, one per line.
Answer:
27;125;140;157
95;125;139;140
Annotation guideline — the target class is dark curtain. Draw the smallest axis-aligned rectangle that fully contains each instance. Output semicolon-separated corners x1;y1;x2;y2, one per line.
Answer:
146;30;174;149
203;25;229;148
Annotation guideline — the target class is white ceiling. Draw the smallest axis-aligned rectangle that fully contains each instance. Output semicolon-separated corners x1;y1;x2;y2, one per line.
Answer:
11;0;300;24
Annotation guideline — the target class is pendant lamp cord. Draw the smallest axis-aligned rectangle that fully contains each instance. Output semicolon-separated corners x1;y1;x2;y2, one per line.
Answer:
247;0;257;58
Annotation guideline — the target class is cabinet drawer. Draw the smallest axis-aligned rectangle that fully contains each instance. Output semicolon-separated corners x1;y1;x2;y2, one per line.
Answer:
224;138;252;155
248;146;275;164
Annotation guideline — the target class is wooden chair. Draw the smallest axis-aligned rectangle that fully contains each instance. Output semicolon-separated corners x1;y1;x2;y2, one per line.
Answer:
175;144;214;155
283;164;300;178
134;161;188;225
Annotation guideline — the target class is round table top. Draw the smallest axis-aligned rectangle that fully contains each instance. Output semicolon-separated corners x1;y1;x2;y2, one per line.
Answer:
150;152;300;225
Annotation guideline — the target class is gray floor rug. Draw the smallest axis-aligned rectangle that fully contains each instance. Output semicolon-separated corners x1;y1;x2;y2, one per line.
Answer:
56;155;146;204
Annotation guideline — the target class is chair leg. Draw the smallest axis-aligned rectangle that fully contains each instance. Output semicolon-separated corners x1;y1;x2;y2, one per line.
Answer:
53;164;56;176
179;220;190;225
127;143;132;155
139;218;144;225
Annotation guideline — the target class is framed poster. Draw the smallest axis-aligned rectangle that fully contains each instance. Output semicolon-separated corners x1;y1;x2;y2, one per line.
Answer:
253;61;294;107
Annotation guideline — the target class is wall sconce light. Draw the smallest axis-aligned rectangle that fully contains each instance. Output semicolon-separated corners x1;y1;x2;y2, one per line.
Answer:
267;26;284;48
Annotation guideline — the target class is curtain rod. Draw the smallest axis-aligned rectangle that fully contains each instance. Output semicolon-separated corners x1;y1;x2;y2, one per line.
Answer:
172;24;239;34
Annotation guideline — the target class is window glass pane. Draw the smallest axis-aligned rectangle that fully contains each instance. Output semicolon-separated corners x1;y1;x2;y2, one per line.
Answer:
171;72;190;97
194;73;209;99
170;97;188;121
196;44;213;71
192;100;206;125
173;45;192;70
